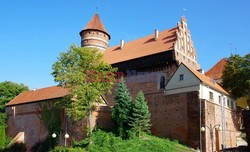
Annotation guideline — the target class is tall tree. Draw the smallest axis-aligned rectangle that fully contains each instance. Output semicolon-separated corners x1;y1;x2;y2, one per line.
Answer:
0;81;28;125
52;44;116;133
222;53;250;100
111;79;132;138
0;81;28;148
129;91;151;137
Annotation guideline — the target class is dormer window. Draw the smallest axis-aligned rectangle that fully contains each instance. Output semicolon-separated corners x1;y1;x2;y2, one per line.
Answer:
160;76;165;89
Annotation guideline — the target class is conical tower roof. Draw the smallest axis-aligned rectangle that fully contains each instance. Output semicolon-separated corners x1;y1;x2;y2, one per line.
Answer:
80;13;110;39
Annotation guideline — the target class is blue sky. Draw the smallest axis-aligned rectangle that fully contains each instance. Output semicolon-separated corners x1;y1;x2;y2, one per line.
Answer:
0;0;249;89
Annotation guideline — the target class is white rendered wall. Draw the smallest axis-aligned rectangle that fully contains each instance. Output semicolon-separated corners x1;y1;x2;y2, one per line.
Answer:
165;64;200;95
200;84;236;109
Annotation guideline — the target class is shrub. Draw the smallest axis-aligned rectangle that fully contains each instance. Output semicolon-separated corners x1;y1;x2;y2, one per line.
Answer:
51;146;85;152
31;137;57;152
3;142;27;152
0;126;5;149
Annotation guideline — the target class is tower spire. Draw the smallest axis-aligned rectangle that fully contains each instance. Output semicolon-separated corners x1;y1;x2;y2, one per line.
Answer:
79;13;110;51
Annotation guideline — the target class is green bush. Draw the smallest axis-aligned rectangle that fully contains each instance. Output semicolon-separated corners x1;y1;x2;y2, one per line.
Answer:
3;142;27;152
31;137;58;152
0;126;5;149
51;129;193;152
51;146;85;152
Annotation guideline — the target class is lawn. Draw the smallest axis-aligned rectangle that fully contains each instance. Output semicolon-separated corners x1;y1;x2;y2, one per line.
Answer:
52;129;195;152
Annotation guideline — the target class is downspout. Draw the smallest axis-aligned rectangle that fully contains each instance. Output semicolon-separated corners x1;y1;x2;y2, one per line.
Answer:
199;84;203;152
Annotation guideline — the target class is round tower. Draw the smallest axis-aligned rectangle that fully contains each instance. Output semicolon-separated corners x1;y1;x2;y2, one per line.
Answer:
79;13;110;51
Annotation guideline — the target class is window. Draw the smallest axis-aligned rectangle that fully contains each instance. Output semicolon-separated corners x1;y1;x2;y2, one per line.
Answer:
179;74;184;81
209;92;214;101
218;96;221;105
231;101;234;109
160;76;165;89
227;99;230;108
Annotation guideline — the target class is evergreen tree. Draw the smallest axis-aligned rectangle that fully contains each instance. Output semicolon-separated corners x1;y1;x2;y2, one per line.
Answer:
129;91;151;137
111;79;132;138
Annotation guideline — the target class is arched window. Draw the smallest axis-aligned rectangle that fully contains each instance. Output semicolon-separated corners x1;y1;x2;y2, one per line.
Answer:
160;76;165;89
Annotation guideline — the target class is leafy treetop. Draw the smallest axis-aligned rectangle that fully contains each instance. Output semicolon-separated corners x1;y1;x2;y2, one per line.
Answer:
52;44;117;121
222;53;250;99
0;81;29;113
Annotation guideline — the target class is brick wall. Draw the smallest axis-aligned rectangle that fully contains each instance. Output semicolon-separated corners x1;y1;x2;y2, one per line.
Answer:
202;100;241;152
6;101;113;149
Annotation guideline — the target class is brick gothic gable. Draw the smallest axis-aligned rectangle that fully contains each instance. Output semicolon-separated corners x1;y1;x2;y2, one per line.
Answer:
104;16;200;70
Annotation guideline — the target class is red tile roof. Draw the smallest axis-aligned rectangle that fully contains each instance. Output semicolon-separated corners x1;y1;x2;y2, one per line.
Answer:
6;27;178;106
103;27;177;64
205;58;227;79
81;13;110;39
6;86;69;106
183;63;229;95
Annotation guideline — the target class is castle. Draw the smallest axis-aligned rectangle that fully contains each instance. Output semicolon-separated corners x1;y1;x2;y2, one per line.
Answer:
6;13;241;151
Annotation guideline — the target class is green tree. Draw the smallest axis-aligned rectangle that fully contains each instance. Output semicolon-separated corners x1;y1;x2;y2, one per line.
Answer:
0;81;28;126
222;53;250;100
52;44;116;133
0;81;29;113
0;81;28;149
129;91;151;137
111;79;132;138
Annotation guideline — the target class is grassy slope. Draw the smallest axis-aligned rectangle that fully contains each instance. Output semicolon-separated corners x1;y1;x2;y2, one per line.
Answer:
52;130;194;152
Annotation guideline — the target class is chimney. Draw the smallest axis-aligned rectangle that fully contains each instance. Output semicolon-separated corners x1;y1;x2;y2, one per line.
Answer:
120;39;124;49
197;69;205;74
154;29;159;40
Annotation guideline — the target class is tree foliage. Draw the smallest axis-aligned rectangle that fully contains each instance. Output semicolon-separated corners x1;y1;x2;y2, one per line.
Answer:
52;44;117;121
129;91;151;137
0;81;28;127
111;79;132;138
222;53;250;99
0;81;29;113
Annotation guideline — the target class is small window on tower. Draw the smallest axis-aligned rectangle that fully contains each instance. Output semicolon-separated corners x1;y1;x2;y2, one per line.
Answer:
179;74;184;81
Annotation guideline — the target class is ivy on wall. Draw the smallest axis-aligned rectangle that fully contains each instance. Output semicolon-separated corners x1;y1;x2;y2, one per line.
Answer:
35;99;64;149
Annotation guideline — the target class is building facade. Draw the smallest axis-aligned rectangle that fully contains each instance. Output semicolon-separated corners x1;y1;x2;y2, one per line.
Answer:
6;13;241;151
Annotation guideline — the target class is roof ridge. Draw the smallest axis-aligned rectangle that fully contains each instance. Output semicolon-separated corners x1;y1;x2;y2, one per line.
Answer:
181;62;229;95
107;27;178;49
28;85;61;92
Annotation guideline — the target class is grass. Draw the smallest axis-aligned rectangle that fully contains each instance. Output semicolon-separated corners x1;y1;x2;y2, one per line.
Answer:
52;129;194;152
